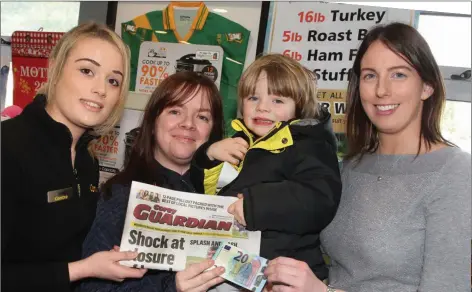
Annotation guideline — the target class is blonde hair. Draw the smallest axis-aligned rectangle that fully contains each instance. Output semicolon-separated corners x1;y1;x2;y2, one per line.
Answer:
238;54;319;119
38;22;131;136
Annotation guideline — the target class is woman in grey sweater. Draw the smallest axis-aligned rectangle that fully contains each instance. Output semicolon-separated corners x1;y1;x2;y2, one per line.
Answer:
262;22;470;292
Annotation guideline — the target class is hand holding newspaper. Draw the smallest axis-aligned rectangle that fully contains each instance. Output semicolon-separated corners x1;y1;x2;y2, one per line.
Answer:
119;181;261;271
211;242;268;292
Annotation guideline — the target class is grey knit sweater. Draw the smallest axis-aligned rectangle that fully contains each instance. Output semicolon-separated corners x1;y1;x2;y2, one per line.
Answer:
321;146;471;292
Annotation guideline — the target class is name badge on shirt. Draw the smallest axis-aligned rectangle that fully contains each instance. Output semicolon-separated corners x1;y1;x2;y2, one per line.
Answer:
47;187;74;203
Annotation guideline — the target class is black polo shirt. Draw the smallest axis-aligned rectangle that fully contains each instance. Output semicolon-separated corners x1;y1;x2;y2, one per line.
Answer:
1;95;100;292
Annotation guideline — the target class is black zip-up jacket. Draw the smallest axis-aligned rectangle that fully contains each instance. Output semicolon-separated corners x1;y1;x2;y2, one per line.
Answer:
194;109;342;279
1;95;100;292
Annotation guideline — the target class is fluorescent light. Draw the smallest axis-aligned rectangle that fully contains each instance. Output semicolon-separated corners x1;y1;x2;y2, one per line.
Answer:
154;30;167;34
226;57;242;65
212;8;227;13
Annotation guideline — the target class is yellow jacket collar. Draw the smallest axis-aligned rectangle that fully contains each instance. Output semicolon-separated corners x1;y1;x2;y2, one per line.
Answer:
231;119;294;151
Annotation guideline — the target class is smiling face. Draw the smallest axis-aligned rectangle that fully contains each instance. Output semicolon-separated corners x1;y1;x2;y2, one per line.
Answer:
153;87;214;171
242;71;296;137
46;37;124;137
359;40;433;136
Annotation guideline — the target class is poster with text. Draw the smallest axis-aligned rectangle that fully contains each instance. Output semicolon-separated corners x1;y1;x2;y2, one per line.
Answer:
95;109;144;187
11;31;64;109
265;2;414;134
136;42;224;95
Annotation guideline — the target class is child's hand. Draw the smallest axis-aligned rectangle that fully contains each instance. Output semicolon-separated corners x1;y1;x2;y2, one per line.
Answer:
207;137;248;165
228;194;246;226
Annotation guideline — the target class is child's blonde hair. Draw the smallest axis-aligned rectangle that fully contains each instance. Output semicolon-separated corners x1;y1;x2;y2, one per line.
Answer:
238;54;319;119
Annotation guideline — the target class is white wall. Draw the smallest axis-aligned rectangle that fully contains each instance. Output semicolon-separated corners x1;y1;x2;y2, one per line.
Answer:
337;2;471;15
115;1;262;110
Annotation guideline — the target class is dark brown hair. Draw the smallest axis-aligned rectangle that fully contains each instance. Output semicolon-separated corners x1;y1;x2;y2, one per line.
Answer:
345;22;453;161
103;71;224;195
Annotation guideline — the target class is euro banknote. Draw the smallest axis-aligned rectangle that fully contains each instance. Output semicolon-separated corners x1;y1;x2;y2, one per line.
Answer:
212;242;268;292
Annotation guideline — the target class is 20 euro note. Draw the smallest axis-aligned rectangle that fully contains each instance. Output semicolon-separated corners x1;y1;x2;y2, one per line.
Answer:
212;242;268;292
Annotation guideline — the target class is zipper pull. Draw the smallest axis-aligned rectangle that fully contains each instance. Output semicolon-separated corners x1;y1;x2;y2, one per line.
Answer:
73;168;81;197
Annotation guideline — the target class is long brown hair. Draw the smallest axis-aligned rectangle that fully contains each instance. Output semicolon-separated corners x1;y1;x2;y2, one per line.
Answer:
103;71;224;195
344;22;453;161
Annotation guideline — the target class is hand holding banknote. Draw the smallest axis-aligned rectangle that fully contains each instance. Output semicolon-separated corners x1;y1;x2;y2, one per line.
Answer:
176;259;226;292
212;242;268;292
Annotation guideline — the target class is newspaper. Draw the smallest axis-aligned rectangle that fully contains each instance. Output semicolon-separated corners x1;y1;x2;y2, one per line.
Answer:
119;181;262;271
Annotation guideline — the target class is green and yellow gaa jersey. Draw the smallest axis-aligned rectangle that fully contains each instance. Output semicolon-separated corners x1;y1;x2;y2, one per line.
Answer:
121;2;250;136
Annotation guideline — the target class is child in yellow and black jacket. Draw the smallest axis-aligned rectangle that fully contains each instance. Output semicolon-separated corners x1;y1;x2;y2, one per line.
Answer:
193;54;342;280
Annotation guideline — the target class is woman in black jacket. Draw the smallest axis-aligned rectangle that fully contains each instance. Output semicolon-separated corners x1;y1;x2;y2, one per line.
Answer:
1;22;146;292
80;71;227;292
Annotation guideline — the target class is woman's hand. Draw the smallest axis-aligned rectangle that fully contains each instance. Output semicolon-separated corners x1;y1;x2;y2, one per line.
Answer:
176;259;225;292
264;257;329;292
207;137;248;165
69;248;147;282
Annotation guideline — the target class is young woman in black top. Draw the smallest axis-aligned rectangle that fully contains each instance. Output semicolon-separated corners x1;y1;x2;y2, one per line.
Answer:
1;22;146;292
